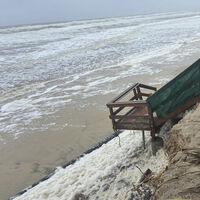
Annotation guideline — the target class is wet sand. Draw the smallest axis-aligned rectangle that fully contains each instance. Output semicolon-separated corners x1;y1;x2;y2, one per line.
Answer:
0;104;112;200
1;50;200;199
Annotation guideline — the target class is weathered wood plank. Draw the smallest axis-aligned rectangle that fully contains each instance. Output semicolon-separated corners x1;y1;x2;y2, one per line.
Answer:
112;96;137;115
107;83;139;104
115;123;151;130
140;93;152;97
107;100;148;108
110;115;150;120
139;84;157;91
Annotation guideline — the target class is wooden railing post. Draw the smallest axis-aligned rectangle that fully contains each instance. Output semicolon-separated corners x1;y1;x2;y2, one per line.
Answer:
136;86;143;100
109;107;116;132
142;130;146;149
133;88;138;100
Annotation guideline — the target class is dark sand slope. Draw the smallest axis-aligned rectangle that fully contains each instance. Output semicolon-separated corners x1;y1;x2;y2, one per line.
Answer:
152;104;200;200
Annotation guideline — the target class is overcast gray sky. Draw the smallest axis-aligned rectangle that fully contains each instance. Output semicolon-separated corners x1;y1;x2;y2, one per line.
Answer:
1;0;200;27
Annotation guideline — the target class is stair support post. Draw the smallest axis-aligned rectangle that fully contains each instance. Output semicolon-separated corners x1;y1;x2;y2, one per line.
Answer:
142;130;145;149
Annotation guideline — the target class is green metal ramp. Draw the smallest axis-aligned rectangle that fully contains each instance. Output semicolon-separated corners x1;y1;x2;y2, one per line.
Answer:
107;59;200;141
147;59;200;125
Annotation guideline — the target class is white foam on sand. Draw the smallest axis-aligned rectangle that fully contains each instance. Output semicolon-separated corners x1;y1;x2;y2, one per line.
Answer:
15;130;168;200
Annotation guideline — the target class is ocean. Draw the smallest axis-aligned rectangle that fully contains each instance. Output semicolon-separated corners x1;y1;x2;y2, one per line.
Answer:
1;11;200;139
0;11;200;199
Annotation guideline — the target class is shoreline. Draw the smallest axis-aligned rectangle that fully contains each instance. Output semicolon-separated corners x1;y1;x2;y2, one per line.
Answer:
12;103;200;200
10;131;122;199
12;129;168;200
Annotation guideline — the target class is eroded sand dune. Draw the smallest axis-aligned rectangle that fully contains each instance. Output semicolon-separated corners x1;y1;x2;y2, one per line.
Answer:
153;104;200;200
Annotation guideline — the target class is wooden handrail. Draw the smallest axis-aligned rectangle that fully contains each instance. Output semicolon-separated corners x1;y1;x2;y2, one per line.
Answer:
140;92;152;97
112;96;137;115
107;83;139;104
110;115;150;120
138;83;157;91
107;100;148;108
107;83;156;105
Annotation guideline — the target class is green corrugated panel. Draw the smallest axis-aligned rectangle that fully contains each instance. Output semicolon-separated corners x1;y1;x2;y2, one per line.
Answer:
147;59;200;119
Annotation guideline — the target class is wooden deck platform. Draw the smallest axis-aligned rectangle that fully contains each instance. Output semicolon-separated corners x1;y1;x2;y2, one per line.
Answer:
107;83;157;142
106;81;200;147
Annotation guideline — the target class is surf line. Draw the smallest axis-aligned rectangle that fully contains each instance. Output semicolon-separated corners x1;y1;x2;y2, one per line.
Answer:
10;130;122;200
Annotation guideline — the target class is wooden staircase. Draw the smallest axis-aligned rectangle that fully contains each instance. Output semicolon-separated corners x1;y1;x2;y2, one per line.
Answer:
107;59;200;147
107;83;157;141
